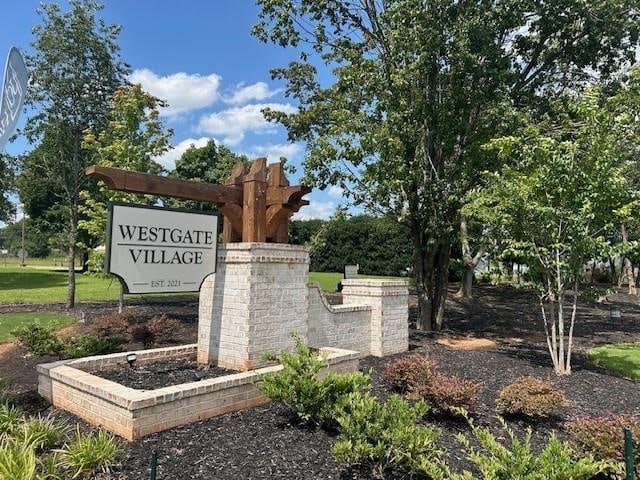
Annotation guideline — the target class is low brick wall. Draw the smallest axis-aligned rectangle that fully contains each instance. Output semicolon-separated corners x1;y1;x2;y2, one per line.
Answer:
37;345;359;440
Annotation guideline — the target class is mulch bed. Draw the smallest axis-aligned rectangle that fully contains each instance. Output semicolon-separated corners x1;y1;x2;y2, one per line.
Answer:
4;284;640;478
95;359;237;390
92;332;640;480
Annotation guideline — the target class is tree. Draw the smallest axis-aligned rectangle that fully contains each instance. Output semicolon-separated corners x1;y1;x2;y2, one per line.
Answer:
253;0;640;330
80;83;172;243
25;0;129;308
467;87;635;375
0;154;16;223
170;139;248;211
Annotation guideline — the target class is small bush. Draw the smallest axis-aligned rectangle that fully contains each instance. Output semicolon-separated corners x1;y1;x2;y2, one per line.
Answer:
384;355;436;393
60;428;123;478
412;374;481;414
332;392;447;479
129;324;154;348
11;325;63;357
147;314;182;344
0;441;37;480
18;415;68;452
62;336;122;359
259;336;370;426
450;413;610;480
0;402;24;436
565;414;640;476
496;376;569;418
88;313;130;341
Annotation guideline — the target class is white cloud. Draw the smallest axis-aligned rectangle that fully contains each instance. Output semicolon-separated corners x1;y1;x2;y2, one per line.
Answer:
293;200;336;220
327;185;344;199
197;103;296;146
154;137;212;171
129;69;221;117
225;82;279;105
245;143;301;161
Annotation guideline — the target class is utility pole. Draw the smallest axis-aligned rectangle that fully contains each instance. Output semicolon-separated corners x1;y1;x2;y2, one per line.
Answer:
20;204;26;267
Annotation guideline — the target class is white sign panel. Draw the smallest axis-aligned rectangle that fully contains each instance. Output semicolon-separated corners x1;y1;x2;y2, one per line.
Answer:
107;203;218;293
0;47;28;151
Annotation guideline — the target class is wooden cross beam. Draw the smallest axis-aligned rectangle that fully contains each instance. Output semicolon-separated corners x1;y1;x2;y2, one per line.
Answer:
85;158;310;244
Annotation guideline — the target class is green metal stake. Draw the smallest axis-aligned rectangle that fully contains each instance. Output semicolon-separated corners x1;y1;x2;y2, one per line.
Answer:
625;428;635;480
150;450;158;480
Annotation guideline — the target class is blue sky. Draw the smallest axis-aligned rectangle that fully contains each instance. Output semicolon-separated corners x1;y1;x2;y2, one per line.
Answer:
1;0;345;222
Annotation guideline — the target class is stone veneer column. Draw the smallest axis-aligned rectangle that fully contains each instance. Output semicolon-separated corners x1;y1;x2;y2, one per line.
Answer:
341;279;409;356
198;243;309;370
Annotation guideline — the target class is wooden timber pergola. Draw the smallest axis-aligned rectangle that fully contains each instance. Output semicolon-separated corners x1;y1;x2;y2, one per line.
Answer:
86;158;310;243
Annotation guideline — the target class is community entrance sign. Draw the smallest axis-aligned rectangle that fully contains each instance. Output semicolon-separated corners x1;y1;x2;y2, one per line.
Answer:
106;203;218;293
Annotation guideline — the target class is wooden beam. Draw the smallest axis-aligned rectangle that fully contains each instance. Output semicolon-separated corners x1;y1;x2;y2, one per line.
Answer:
266;185;312;206
86;165;242;206
242;159;267;242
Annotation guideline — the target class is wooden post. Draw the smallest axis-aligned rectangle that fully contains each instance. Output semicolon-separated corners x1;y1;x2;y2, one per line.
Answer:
268;162;291;243
222;162;246;243
242;158;267;242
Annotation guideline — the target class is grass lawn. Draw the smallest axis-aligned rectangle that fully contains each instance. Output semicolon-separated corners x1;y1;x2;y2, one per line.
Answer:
0;312;74;342
588;343;640;380
308;272;407;293
0;267;122;304
0;266;406;303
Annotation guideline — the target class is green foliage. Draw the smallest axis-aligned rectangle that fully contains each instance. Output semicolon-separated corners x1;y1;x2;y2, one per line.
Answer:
452;414;609;480
496;376;569;418
259;337;370;426
11;325;63;357
0;155;16;224
170;139;248;211
0;403;24;436
310;214;412;276
59;428;123;478
289;219;325;245
254;0;640;330
16;416;68;452
332;392;447;479
61;336;122;359
0;441;37;480
565;414;640;475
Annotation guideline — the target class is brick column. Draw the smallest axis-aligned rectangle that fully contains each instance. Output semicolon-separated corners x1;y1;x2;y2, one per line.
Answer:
341;279;409;356
198;243;309;370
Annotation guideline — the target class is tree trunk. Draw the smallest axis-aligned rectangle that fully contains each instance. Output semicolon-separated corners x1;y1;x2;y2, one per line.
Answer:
118;285;124;313
457;267;474;299
621;224;637;295
413;231;451;331
66;206;78;309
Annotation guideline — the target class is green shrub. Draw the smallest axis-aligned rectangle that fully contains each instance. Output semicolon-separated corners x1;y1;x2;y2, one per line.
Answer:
384;355;436;393
565;414;640;477
147;314;182;344
62;336;122;359
38;451;64;480
451;413;609;480
496;376;569;418
17;415;68;452
0;441;37;480
332;392;448;479
0;402;24;436
11;325;63;357
259;337;370;426
59;428;123;478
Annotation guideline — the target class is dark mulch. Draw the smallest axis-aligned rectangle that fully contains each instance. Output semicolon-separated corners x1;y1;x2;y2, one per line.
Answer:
5;284;640;479
95;359;237;390
85;330;639;480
